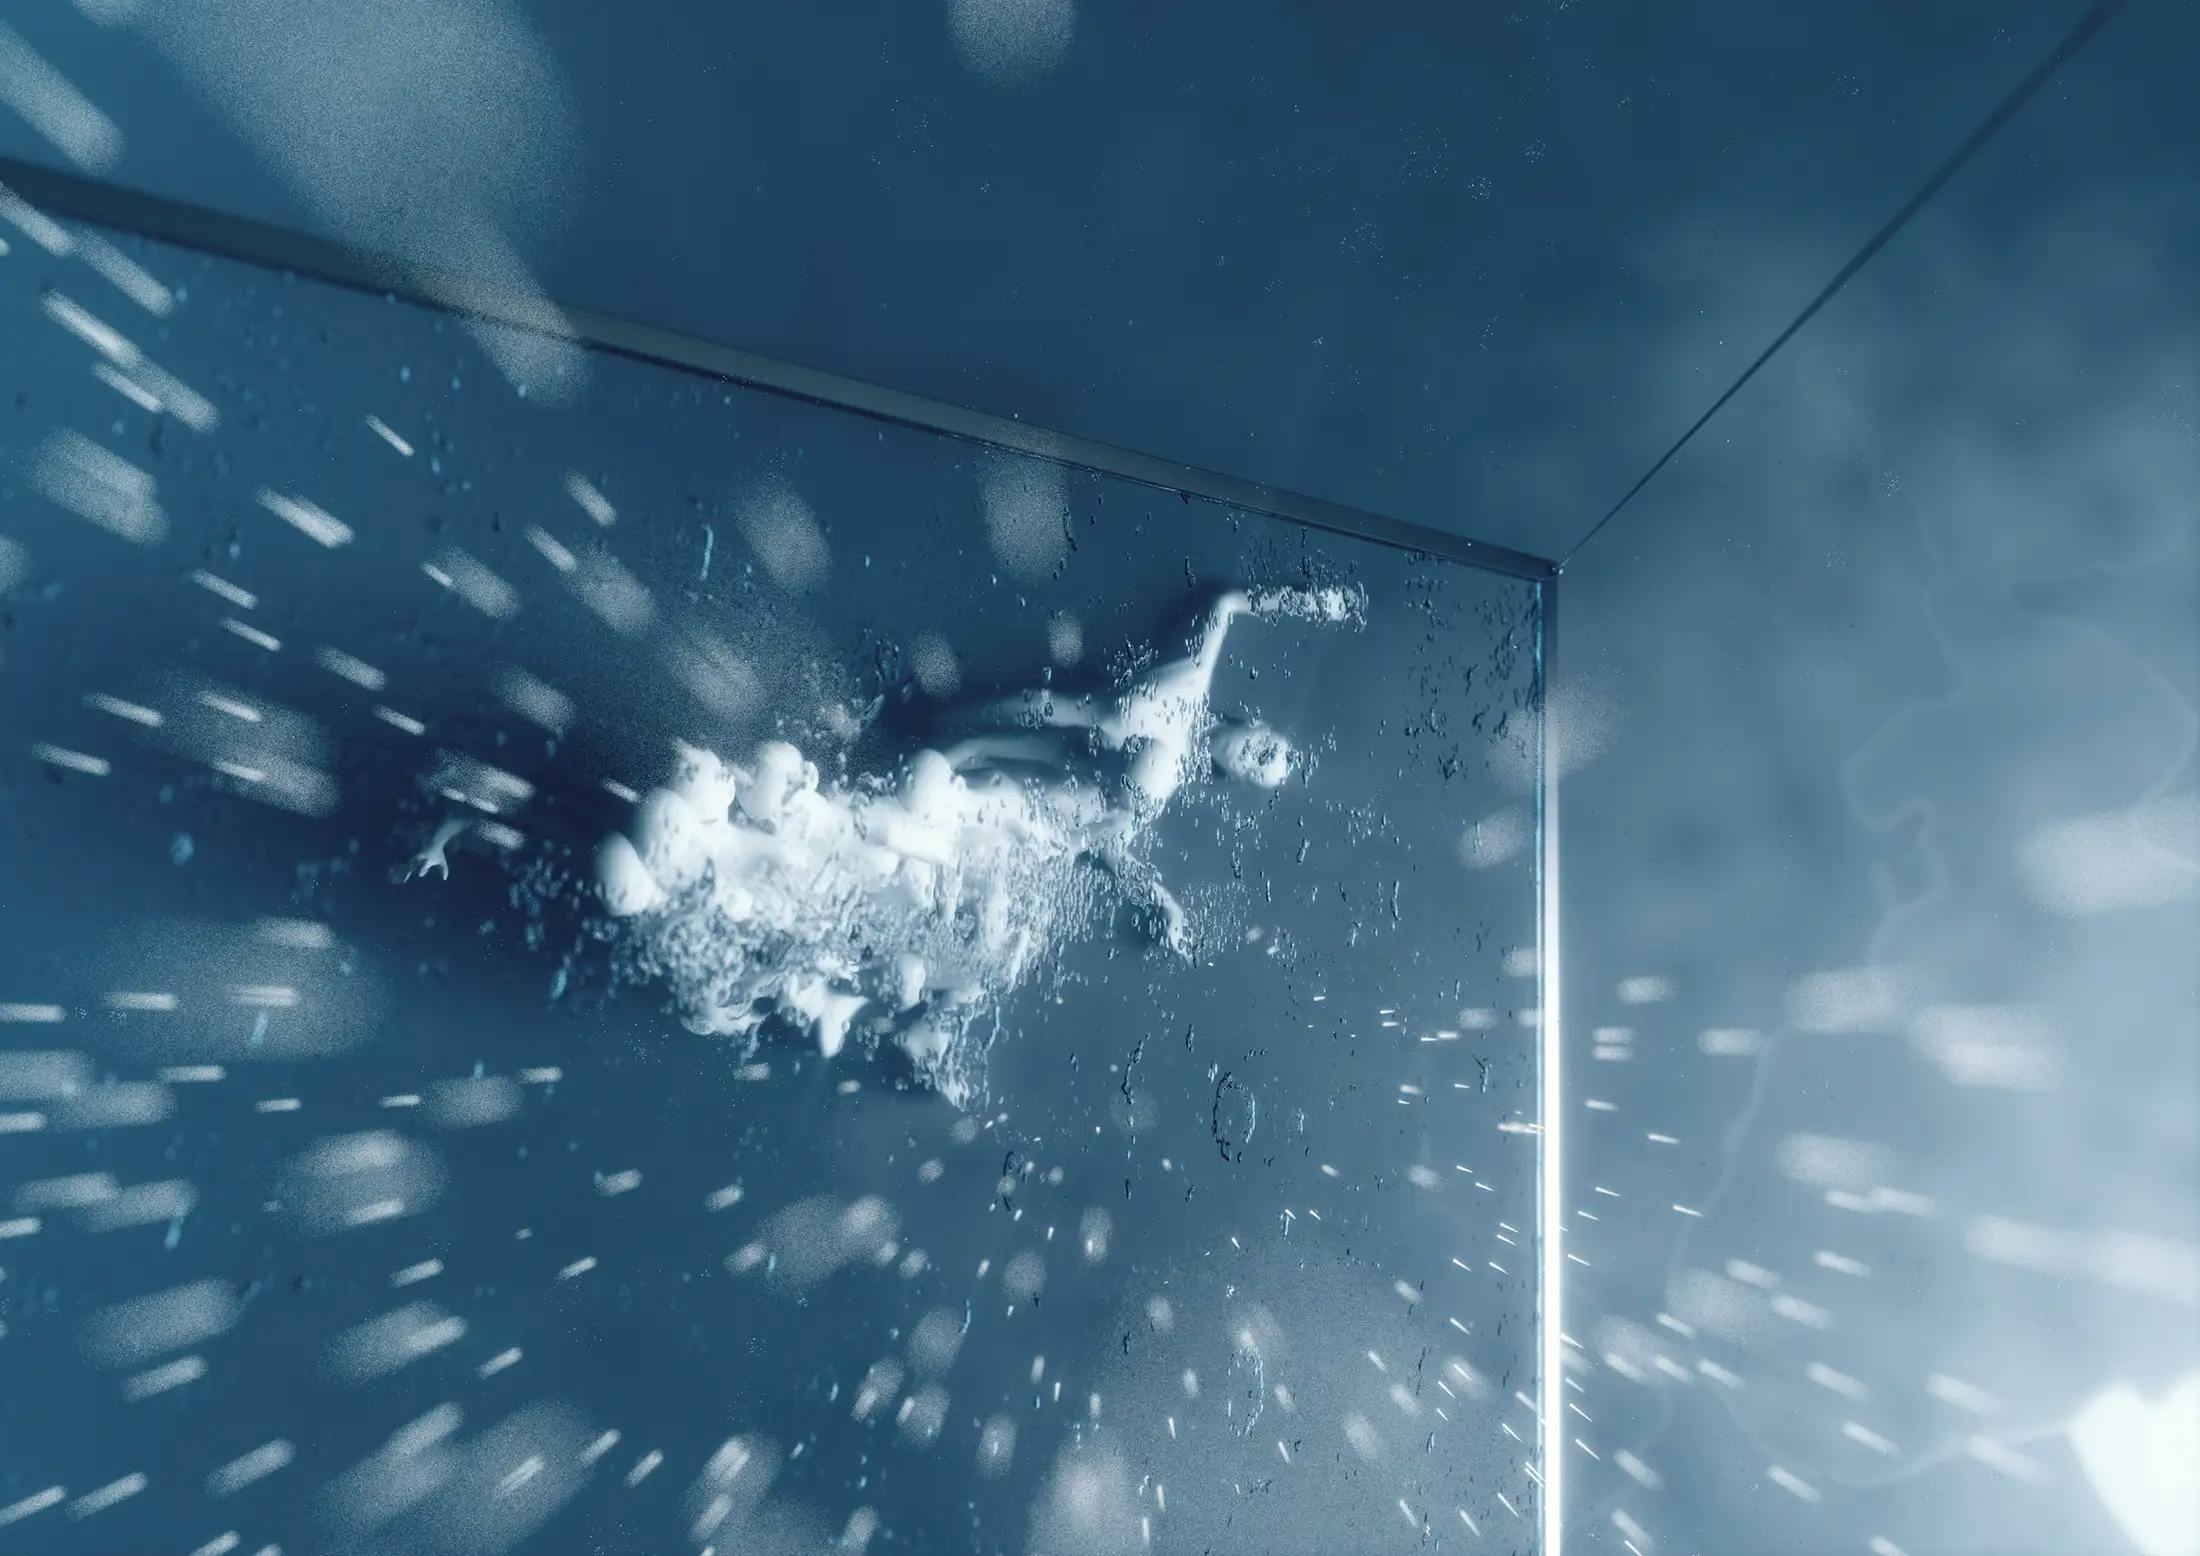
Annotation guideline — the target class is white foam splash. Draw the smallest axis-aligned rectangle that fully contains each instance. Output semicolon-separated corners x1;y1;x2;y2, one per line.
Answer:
945;0;1076;86
27;429;166;544
736;478;831;591
0;22;123;170
581;587;1358;1101
980;452;1069;578
2019;792;2199;915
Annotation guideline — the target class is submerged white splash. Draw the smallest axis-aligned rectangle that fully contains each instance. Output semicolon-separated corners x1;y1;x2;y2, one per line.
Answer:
583;587;1358;1102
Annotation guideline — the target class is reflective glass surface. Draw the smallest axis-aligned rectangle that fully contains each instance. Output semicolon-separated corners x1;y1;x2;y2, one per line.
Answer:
0;204;1545;1555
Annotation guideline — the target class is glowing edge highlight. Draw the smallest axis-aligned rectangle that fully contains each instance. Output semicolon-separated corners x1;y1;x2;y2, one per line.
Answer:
1535;575;1564;1556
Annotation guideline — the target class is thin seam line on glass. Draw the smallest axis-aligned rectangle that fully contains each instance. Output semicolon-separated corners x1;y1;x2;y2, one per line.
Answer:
1554;0;2131;572
0;155;1556;582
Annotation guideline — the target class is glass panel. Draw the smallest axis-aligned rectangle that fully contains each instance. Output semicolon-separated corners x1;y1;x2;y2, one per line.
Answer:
0;198;1545;1553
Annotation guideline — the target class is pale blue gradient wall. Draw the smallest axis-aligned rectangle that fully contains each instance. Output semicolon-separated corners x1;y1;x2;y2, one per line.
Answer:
1554;22;2199;1549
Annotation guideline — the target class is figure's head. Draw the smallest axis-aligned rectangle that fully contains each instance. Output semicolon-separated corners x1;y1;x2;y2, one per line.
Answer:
1210;718;1294;788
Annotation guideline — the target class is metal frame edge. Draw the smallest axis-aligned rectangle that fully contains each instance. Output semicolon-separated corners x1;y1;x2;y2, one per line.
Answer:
0;156;1557;582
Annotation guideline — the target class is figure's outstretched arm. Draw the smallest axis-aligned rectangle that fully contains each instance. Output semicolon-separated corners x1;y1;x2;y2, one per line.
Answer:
1119;590;1252;723
1189;591;1253;685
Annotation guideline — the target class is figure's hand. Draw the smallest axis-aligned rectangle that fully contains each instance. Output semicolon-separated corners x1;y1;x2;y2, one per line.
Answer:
1097;841;1193;957
393;844;450;884
393;817;468;884
1149;889;1190;958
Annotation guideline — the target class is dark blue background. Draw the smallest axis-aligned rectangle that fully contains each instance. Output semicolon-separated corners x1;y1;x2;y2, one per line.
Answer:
2;3;2196;1554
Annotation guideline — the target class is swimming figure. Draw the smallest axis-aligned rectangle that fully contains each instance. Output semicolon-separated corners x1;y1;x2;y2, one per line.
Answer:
404;586;1357;1100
